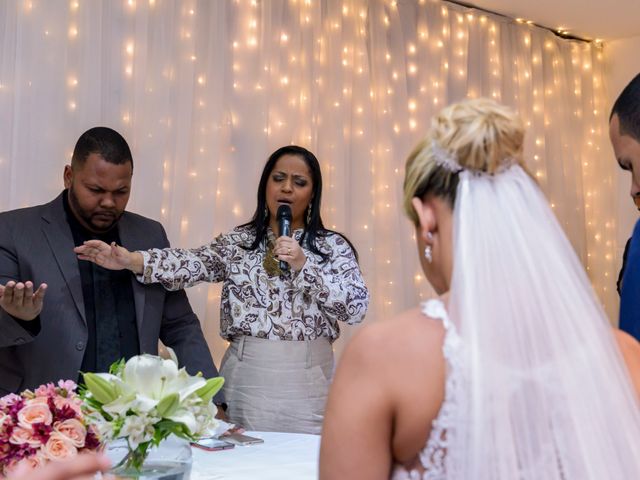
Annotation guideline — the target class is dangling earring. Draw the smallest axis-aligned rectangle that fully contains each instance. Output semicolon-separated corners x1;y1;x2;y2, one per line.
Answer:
264;206;269;220
424;232;434;263
306;205;312;225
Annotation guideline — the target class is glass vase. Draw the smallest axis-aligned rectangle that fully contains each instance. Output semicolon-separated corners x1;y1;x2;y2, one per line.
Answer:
105;435;192;480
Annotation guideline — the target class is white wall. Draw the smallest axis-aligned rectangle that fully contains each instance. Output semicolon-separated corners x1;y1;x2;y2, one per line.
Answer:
604;36;640;320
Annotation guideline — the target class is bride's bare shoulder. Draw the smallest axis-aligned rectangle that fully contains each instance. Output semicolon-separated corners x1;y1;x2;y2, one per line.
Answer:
343;303;446;369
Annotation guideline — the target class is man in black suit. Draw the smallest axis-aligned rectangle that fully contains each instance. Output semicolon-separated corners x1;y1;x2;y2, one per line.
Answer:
0;127;225;410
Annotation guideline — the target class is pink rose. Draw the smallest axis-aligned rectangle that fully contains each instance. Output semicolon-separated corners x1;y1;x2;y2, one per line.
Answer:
17;403;53;428
0;410;7;425
9;426;42;447
27;397;50;405
54;419;86;447
44;432;78;460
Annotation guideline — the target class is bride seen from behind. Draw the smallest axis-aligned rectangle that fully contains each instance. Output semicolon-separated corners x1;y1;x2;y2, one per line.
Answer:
320;98;640;479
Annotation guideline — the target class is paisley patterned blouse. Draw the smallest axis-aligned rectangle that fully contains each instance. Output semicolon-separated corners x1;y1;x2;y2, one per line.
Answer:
138;225;369;341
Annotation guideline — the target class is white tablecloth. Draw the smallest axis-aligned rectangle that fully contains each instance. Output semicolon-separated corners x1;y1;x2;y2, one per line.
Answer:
190;432;320;480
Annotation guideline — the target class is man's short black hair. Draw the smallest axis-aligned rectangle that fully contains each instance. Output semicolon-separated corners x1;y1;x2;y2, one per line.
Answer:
71;127;133;170
611;73;640;142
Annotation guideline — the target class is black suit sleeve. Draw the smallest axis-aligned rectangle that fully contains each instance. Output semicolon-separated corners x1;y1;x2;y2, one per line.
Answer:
0;213;40;348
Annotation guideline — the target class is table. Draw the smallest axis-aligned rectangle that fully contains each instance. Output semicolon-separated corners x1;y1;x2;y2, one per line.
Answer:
190;431;320;480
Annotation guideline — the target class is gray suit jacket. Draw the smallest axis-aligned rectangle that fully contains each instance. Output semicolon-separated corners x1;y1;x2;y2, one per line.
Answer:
0;193;223;403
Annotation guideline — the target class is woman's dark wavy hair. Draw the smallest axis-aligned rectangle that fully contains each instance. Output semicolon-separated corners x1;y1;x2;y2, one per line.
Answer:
240;145;358;262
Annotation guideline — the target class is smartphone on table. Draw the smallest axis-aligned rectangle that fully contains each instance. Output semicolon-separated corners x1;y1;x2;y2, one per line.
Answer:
191;437;235;451
222;432;265;446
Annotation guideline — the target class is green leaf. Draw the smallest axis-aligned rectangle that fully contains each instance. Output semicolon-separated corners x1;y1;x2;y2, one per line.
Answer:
112;416;124;437
195;377;224;403
82;395;103;410
154;419;195;440
109;358;126;376
82;373;118;404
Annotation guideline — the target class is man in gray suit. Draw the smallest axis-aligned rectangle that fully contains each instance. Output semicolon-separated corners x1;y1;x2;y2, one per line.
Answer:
0;127;225;409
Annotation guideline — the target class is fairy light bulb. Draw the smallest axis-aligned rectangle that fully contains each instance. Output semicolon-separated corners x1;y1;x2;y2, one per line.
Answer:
3;0;614;326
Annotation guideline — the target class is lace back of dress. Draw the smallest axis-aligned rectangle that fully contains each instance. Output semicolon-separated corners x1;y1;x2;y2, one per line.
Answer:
391;298;464;480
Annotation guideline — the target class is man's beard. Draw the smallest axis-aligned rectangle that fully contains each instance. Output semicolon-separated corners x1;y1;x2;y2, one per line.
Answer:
68;187;122;233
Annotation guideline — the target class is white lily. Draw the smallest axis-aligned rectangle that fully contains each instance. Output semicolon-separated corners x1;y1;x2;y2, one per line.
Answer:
120;352;206;414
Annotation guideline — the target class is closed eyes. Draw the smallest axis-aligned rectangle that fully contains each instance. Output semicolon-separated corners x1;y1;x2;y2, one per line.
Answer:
272;174;309;186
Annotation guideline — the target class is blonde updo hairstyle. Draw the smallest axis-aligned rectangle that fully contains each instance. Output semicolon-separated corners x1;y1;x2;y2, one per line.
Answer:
403;98;527;225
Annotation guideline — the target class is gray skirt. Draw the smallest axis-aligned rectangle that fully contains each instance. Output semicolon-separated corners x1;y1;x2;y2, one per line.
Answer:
220;335;334;435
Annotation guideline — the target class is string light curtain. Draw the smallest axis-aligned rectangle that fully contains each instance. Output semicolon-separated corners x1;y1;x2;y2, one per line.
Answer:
0;0;615;362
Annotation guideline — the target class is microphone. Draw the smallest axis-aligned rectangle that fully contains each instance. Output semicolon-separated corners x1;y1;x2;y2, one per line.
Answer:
276;204;292;272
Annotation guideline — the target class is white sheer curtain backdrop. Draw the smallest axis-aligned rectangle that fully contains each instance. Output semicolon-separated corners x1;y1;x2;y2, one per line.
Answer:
0;0;615;363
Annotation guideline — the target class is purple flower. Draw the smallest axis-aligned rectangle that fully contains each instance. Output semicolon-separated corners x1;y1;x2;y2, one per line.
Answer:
31;422;53;443
2;422;15;439
84;429;101;450
8;399;25;421
58;405;78;422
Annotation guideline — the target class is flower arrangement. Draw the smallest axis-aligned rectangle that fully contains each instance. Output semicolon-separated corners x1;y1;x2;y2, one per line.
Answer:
81;349;224;471
0;380;101;476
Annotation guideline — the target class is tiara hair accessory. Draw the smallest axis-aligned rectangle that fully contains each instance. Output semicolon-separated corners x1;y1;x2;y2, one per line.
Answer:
431;140;464;173
431;140;518;175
